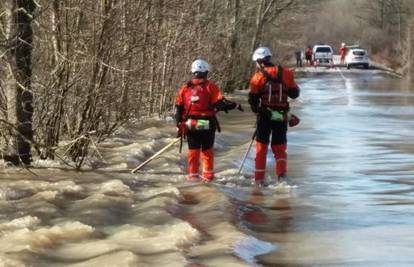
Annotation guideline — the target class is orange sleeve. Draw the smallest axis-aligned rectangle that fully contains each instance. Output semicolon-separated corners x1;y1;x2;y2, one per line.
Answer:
208;81;224;104
282;68;298;89
175;86;186;106
250;72;266;93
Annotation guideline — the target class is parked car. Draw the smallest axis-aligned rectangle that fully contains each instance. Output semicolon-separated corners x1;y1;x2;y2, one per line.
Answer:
345;48;369;69
312;45;333;64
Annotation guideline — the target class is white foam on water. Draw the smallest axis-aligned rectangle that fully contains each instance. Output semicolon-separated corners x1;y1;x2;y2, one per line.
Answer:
0;186;34;201
138;186;181;200
267;181;298;192
0;216;40;232
128;186;183;226
29;190;59;202
70;193;133;211
50;181;84;194
100;134;184;171
137;127;165;139
107;222;200;254
133;196;179;213
2;191;61;218
47;240;121;261
100;162;130;170
233;236;276;266
0;254;26;267
49;224;190;265
130;206;177;226
0;222;94;253
143;251;188;267
60;250;142;267
2;180;83;196
132;167;184;179
98;138;162;170
132;139;159;159
99;180;133;197
32;158;73;169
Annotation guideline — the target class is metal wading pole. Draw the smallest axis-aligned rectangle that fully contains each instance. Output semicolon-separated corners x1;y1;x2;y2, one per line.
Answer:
179;101;194;154
237;100;260;174
179;135;184;153
131;137;181;173
238;128;257;175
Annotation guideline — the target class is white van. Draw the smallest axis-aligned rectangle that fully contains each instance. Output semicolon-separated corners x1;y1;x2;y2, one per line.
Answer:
312;45;333;64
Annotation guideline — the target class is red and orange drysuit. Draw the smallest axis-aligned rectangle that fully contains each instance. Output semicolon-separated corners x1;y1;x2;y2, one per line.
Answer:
249;63;300;182
305;47;313;65
340;46;347;64
175;78;236;182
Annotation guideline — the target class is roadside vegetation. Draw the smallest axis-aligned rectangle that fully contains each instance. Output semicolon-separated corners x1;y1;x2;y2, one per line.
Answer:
0;0;413;169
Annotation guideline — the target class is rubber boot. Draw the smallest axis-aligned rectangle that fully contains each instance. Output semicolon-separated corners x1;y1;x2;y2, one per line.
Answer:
201;147;214;182
271;144;287;179
188;149;200;181
255;141;268;182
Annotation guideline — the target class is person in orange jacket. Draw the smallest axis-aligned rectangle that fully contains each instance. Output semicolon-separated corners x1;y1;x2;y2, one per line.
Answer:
340;42;347;64
175;59;240;182
249;47;300;186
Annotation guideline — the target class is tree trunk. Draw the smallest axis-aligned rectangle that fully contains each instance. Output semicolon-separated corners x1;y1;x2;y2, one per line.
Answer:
408;17;414;80
241;0;266;87
223;0;241;92
5;0;36;165
250;0;266;54
119;0;131;119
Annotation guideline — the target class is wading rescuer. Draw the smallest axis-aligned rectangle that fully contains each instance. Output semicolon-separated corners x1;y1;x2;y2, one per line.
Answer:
249;47;300;185
305;46;313;66
175;59;241;182
340;42;347;64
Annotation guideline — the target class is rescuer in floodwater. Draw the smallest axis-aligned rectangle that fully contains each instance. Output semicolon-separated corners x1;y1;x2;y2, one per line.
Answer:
175;59;241;182
248;47;300;186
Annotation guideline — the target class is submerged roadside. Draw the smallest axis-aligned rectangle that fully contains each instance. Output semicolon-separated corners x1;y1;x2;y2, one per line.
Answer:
0;90;276;266
2;68;413;266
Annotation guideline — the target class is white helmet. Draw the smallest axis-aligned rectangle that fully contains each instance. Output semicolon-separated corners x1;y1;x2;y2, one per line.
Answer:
191;59;210;73
341;42;346;47
252;47;272;61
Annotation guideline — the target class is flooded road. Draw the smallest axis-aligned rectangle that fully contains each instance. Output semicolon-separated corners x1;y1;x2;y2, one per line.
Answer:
1;69;414;266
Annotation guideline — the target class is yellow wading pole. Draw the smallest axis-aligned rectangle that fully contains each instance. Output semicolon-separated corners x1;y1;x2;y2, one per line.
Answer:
131;137;181;173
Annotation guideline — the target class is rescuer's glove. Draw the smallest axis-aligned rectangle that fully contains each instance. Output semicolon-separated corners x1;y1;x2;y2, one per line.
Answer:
288;114;300;127
176;122;188;137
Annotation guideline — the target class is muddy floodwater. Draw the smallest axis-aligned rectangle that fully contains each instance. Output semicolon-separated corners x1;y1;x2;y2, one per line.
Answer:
1;69;414;266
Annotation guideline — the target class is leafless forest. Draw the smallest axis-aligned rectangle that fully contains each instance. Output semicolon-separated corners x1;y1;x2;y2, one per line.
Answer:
0;0;413;168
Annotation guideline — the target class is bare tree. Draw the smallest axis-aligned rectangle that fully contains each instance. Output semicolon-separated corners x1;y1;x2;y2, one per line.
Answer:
6;0;411;169
2;0;36;165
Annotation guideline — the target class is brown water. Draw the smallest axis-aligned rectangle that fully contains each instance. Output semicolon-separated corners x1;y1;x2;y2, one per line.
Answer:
1;69;414;266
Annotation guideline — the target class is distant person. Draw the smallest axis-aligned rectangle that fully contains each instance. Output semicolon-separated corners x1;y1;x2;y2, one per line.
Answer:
295;50;303;67
175;59;240;182
340;42;347;64
248;47;300;186
305;46;313;66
